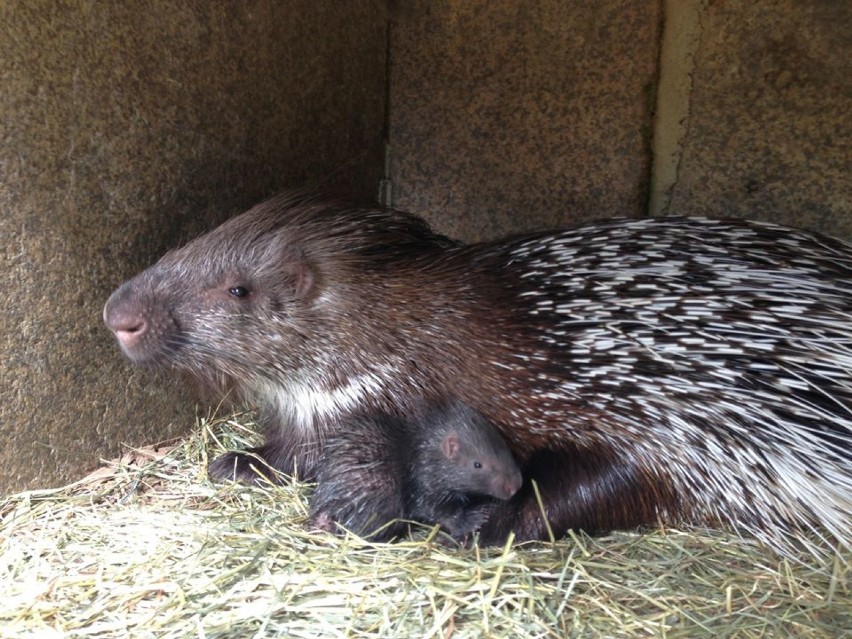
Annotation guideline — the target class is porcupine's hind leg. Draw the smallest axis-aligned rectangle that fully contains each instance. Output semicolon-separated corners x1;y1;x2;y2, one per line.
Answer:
475;443;681;544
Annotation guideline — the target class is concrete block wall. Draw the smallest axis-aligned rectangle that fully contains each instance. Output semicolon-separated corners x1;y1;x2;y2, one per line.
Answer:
651;0;850;237
1;1;848;491
387;0;662;240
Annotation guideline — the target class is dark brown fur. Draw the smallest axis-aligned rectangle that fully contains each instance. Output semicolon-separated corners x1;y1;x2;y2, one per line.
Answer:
474;444;681;544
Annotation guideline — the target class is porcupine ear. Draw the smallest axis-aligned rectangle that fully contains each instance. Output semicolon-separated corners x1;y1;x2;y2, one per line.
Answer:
441;432;461;459
277;244;317;301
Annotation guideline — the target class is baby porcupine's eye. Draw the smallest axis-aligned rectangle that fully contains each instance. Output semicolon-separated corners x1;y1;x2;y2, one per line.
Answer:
474;461;482;469
228;285;251;298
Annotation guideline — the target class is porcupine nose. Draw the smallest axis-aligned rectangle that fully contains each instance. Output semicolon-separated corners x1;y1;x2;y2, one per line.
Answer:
497;469;524;500
103;290;149;353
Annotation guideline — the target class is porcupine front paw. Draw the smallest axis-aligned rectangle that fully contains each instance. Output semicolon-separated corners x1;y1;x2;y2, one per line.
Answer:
437;502;497;538
207;447;280;484
308;476;408;541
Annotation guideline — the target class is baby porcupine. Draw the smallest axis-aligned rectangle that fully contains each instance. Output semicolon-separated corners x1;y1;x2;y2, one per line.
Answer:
310;401;523;540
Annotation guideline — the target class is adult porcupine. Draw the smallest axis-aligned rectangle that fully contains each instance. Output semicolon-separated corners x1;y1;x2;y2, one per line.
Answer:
310;401;523;540
103;192;852;554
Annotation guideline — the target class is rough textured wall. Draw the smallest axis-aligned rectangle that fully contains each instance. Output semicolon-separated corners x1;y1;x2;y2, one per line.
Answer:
387;1;662;241
652;0;851;238
389;1;849;242
0;1;386;492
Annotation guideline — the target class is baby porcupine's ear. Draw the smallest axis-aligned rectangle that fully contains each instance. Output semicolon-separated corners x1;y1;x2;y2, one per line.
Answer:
441;432;461;459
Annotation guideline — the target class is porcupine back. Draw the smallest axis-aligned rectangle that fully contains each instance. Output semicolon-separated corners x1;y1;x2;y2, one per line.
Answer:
482;217;852;553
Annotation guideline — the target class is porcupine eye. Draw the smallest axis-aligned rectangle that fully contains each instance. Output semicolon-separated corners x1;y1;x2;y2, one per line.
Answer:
474;461;482;469
228;285;250;298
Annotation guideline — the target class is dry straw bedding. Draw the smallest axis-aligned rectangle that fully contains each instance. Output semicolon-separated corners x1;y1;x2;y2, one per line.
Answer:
1;414;849;638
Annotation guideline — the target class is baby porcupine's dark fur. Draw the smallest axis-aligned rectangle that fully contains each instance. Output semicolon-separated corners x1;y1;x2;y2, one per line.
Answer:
309;401;523;540
104;191;852;555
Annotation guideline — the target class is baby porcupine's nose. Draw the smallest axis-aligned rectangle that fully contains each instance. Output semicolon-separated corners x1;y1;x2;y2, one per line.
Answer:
495;470;523;500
